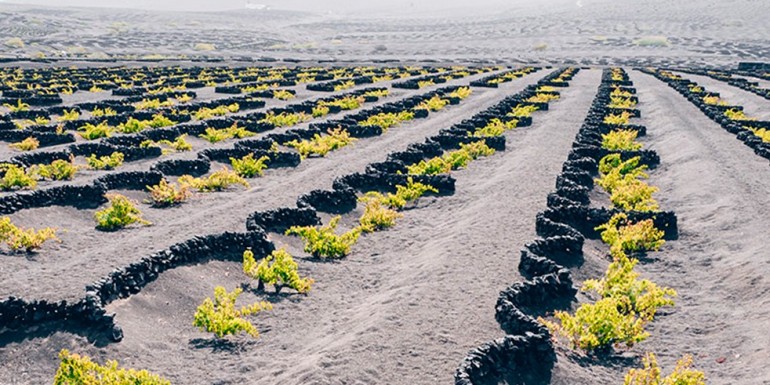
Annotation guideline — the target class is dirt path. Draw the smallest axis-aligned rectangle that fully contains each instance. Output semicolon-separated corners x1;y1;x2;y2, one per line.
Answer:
553;69;770;385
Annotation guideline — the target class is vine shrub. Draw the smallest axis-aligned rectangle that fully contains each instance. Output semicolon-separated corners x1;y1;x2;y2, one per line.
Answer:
0;164;37;190
583;253;676;321
360;177;438;209
596;213;665;258
0;216;59;252
243;249;314;294
179;167;249;192
87;152;124;170
540;296;649;352
193;286;272;338
9;137;39;151
54;349;170;385
146;180;191;207
231;154;270;178
95;194;151;231
286;216;361;259
30;159;78;181
624;353;706;385
602;129;643;151
358;199;403;232
284;128;356;159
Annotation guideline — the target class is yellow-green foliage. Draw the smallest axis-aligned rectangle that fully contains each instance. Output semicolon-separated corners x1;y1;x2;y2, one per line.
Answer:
286;216;361;259
58;109;80;122
406;141;495;175
602;129;643;151
583;253;676;321
358;199;403;232
3;99;30;112
323;96;364;110
417;80;435;88
193;104;239;120
702;95;727;106
747;126;770;143
133;98;174;111
199;123;256;143
363;89;390;98
449;87;472;99
87;152;124;170
472;118;517;137
540;296;649;352
359;111;415;130
596;154;649;192
334;80;356;91
603;111;632;126
193;286;272;339
312;105;330;117
724;109;754;121
243;248;314;294
230;153;270;177
508;104;539;118
30;159;78;180
178;167;249;192
596;213;665;259
624;353;706;385
359;177;438;209
609;96;637;109
0;216;59;252
141;135;193;154
260;111;311;127
610;179;660;212
271;89;294;100
79;121;113;140
416;95;449;111
0;164;37;190
525;93;560;103
91;107;117;117
34;116;50;126
284;128;356;159
146;179;191;207
611;87;634;98
95;194;151;231
54;349;170;385
9;137;39;151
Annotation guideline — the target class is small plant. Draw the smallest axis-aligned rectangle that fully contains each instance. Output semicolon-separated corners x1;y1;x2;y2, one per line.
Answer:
243;248;314;294
609;96;637;109
363;89;389;98
178;167;249;192
596;213;665;259
54;349;170;385
117;117;149;133
9;137;39;151
199;127;231;143
284;128;356;159
358;199;403;232
360;178;438;209
286;216;361;259
596;154;649;192
193;286;272;339
94;194;151;231
525;93;560;103
30;159;78;180
260;111;310;127
230;153;270;178
134;98;173;111
0;216;59;252
724;109;754;121
624;353;706;385
583;253;676;320
702;95;727;106
417;80;435;88
146;179;191;207
0;164;37;190
334;80;356;91
610;179;659;212
312;105;330;117
449;87;472;99
79;121;113;140
602;129;643;151
359;111;415;130
416;95;449;111
508;104;539;117
91;107;117;117
3;99;30;112
604;111;632;126
406;141;495;175
58;109;80;122
272;89;295;100
324;96;364;110
472;118;517;137
87;152;124;170
540;296;649;352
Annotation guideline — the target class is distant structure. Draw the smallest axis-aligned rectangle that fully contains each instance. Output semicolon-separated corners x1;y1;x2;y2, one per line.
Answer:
245;1;269;10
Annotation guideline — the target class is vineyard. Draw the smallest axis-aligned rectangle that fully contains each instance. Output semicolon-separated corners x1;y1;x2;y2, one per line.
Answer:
0;60;768;385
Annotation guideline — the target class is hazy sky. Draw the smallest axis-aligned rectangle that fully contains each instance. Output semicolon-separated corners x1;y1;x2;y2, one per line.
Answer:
2;0;558;13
